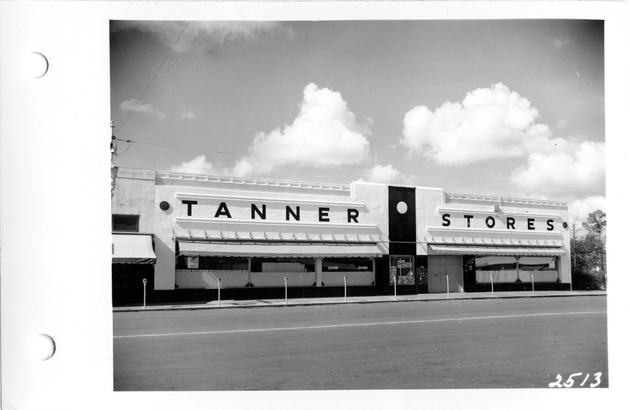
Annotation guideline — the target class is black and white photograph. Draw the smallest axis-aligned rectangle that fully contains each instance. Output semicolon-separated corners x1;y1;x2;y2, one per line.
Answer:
110;18;608;391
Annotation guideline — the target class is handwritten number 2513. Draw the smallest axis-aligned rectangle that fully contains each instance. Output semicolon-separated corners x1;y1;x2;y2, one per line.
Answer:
549;372;602;388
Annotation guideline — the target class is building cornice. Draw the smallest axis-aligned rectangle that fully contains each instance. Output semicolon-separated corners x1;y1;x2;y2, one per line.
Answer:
175;192;367;208
445;192;568;208
157;171;351;193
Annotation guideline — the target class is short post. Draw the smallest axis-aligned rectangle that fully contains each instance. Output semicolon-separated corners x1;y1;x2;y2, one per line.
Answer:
531;273;534;294
490;274;494;297
446;274;450;298
142;278;147;309
217;278;221;307
394;271;397;298
344;276;347;302
284;277;288;306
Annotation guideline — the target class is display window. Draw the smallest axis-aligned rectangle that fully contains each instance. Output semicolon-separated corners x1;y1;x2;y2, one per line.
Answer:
251;258;316;273
517;256;558;282
475;256;558;283
176;256;248;271
322;258;373;272
475;256;518;283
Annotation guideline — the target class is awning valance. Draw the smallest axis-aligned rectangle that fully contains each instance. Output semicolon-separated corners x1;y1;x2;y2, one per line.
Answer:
178;241;383;258
112;234;157;264
429;245;565;256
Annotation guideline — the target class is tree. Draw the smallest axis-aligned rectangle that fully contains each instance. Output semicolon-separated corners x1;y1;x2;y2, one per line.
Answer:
571;209;606;290
583;210;606;239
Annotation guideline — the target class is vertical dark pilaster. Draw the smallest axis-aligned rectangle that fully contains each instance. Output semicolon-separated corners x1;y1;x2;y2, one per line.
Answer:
388;186;416;256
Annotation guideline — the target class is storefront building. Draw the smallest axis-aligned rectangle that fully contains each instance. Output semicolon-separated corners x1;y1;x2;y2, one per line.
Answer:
112;167;571;305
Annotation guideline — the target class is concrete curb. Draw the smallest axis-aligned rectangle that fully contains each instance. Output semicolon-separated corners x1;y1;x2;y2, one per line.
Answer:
113;291;607;313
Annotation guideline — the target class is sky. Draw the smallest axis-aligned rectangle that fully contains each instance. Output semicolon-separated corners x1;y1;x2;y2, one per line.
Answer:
110;19;605;223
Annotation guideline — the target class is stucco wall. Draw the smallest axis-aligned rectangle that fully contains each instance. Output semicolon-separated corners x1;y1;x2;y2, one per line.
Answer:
112;168;572;291
151;175;386;290
351;181;389;250
426;193;571;285
111;168;155;233
415;187;446;255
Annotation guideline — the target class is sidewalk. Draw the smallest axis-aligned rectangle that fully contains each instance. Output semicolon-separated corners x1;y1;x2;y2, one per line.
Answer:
113;290;607;312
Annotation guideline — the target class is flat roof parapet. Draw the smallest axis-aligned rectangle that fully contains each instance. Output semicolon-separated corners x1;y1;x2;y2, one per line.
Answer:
157;171;352;193
445;192;568;208
115;167;156;181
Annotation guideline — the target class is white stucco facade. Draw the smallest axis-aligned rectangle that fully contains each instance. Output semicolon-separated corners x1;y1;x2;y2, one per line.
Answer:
112;167;571;296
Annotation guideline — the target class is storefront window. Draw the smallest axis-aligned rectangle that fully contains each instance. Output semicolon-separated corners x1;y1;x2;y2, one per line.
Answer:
322;258;373;272
475;256;518;283
251;258;315;273
475;256;559;283
176;256;248;271
518;256;558;282
112;214;139;232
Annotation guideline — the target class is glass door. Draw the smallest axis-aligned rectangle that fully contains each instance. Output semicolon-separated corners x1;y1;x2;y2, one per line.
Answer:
389;256;415;285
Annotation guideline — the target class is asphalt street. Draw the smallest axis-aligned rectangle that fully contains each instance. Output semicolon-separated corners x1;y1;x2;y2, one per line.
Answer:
113;296;607;390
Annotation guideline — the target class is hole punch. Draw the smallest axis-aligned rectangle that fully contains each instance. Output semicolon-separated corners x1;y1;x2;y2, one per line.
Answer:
21;52;49;79
28;334;56;361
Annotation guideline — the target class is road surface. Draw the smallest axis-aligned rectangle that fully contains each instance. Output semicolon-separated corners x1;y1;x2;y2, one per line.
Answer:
113;296;607;390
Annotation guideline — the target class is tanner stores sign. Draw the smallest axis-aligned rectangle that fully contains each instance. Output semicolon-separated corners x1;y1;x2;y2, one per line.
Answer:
441;213;557;231
181;200;361;224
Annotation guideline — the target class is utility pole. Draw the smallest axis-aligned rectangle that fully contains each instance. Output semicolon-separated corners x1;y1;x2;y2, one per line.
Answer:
110;121;118;197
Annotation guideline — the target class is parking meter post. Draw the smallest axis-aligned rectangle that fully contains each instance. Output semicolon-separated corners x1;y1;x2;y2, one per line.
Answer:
217;278;221;307
344;276;347;302
491;274;494;297
284;277;287;306
531;273;534;294
446;274;450;298
142;278;147;309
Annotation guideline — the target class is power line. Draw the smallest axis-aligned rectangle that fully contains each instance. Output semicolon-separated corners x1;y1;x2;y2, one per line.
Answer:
113;137;605;193
116;21;191;134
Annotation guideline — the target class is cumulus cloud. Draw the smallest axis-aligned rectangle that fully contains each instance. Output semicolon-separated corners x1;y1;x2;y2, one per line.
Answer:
401;83;551;166
167;155;222;175
510;139;605;198
166;83;372;179
112;21;286;53
361;164;404;184
401;83;605;201
232;82;371;177
120;98;167;119
568;196;606;225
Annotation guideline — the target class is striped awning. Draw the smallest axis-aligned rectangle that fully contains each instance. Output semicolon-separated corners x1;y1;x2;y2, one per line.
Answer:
178;241;383;258
429;245;565;256
112;234;156;264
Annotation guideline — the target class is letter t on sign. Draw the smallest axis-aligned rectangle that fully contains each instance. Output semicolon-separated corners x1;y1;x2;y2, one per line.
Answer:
182;200;198;217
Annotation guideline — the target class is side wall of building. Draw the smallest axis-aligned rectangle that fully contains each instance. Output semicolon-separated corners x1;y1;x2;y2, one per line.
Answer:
112;168;155;233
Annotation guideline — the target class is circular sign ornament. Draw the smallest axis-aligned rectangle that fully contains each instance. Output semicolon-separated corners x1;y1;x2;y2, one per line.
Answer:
159;201;170;211
563;222;569;229
396;201;408;214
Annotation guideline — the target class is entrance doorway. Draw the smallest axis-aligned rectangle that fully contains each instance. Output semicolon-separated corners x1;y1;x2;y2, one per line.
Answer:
427;255;464;294
389;256;416;294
